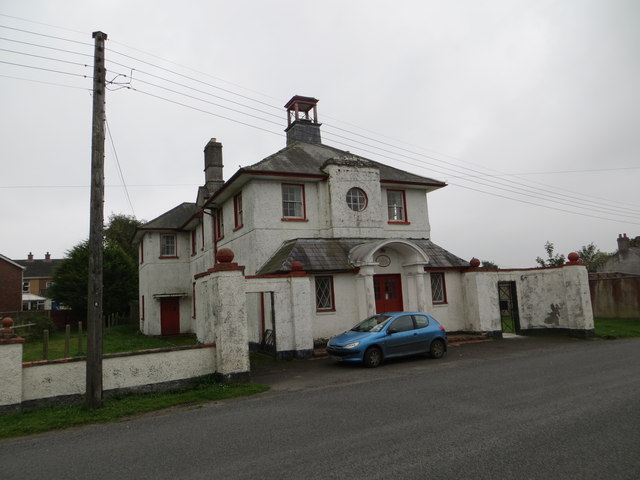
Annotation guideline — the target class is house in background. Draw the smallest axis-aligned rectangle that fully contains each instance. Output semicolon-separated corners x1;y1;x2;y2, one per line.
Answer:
590;234;640;318
16;252;62;311
136;95;594;361
0;253;24;314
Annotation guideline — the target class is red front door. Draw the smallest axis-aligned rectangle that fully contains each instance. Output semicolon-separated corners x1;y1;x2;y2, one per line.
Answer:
160;297;180;335
374;274;404;313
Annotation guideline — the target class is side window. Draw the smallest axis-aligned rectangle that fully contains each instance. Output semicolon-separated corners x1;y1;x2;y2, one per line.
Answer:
22;281;30;293
160;234;177;257
391;315;414;332
213;208;224;240
430;272;447;304
315;276;335;312
413;315;429;329
234;192;243;230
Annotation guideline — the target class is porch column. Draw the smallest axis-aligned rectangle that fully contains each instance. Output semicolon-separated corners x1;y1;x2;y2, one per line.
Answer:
0;318;25;410
355;264;377;318
403;264;429;312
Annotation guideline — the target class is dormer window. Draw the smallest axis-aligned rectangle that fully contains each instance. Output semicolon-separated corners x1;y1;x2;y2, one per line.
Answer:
346;187;367;212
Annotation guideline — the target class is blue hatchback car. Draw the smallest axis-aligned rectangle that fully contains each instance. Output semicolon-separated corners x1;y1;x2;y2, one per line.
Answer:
326;312;447;368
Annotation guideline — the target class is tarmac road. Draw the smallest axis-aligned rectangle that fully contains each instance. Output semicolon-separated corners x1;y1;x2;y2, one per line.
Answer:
2;335;640;480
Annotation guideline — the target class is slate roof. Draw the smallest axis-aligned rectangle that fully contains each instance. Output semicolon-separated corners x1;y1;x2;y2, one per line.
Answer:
242;142;445;187
138;202;199;231
257;238;469;275
15;259;63;278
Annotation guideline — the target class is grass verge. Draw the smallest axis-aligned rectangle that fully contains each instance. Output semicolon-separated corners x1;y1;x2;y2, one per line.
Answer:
22;324;198;362
0;379;269;439
594;317;640;339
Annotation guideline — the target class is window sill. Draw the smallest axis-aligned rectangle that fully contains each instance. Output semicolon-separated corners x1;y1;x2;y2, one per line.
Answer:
159;256;179;259
281;217;308;222
316;308;336;313
388;220;410;225
432;302;448;306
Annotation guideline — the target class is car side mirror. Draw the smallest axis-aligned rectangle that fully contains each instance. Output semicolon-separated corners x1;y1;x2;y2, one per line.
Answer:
387;328;397;335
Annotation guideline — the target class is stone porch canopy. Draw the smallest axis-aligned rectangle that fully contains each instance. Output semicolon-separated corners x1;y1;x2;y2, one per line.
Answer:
256;238;469;275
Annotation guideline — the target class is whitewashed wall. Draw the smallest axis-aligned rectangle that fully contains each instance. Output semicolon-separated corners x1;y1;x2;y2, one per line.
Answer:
462;264;594;334
0;345;217;409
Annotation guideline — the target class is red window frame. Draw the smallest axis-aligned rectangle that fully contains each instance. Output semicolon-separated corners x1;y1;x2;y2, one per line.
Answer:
430;272;448;304
233;193;243;230
281;183;307;221
213;208;224;241
315;276;336;312
139;239;144;264
192;282;196;319
191;229;197;255
387;189;409;224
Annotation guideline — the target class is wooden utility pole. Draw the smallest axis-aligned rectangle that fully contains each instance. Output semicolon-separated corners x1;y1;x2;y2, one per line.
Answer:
86;30;107;409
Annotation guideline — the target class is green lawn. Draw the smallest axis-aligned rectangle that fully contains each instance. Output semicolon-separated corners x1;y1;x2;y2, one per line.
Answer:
594;317;640;339
22;324;199;362
0;379;269;439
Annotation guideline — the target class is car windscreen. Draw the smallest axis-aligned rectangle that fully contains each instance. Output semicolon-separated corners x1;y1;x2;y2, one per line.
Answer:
351;314;392;332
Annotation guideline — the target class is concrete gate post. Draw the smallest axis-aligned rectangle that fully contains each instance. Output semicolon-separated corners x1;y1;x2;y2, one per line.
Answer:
206;249;250;382
0;318;25;410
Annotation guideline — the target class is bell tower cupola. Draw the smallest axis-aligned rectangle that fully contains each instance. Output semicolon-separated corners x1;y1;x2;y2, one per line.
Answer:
284;95;321;146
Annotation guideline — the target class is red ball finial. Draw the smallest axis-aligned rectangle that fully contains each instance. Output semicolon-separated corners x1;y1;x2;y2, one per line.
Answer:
469;258;481;268
567;252;580;263
216;248;235;264
291;261;304;271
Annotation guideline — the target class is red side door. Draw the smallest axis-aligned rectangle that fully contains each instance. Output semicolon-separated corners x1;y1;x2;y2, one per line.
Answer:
374;274;404;313
160;297;180;335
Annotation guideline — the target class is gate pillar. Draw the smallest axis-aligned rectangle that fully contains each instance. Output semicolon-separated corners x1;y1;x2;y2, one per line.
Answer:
205;249;250;382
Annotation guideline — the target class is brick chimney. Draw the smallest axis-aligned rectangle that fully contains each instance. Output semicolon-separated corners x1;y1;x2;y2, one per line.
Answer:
27;252;33;261
284;95;322;146
204;138;224;195
617;233;630;252
44;252;51;261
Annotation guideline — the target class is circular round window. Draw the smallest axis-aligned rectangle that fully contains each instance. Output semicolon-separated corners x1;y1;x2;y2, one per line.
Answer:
346;187;367;212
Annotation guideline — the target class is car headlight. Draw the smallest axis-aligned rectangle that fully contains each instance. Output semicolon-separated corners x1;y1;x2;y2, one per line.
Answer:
344;341;360;349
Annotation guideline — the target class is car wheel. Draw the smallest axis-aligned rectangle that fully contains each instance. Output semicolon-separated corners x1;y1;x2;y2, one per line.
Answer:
363;347;383;368
429;338;446;359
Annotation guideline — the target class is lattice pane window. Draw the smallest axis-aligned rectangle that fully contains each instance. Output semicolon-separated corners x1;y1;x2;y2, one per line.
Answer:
315;276;334;311
430;272;446;303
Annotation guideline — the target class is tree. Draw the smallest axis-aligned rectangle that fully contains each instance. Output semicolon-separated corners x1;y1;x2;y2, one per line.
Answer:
536;241;566;267
481;260;499;269
49;240;137;318
105;213;143;262
577;242;610;272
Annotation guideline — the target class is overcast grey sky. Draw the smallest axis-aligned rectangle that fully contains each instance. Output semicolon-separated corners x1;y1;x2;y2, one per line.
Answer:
1;0;638;267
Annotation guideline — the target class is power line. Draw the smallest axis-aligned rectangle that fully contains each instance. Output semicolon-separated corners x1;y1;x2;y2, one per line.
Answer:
0;35;93;58
1;20;637;224
105;116;136;216
0;60;91;78
0;24;92;46
0;73;90;90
